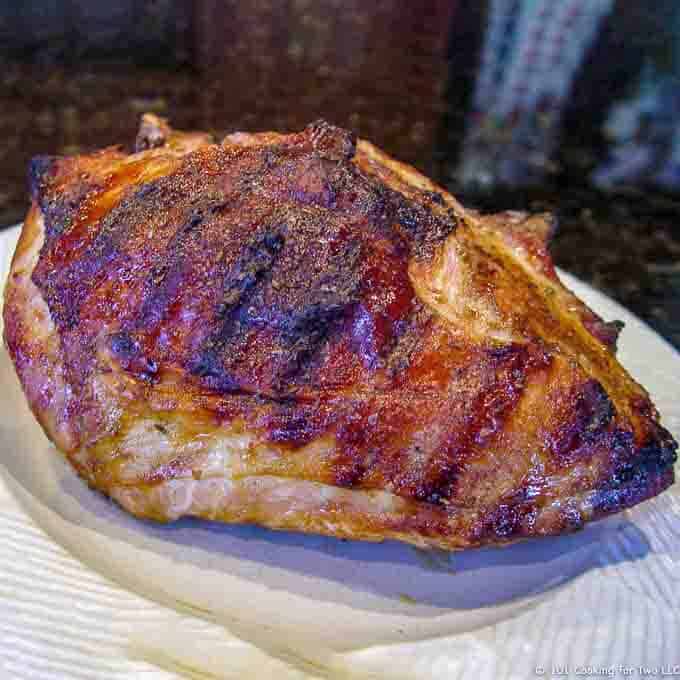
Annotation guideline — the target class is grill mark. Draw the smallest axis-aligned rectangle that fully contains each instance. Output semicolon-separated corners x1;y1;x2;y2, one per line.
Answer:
383;302;433;378
249;217;366;392
190;225;287;386
134;198;230;330
329;404;374;487
271;230;366;386
140;150;281;326
217;229;286;324
548;379;616;466
326;344;542;494
418;345;548;505
273;303;352;389
249;396;334;446
33;120;462;404
129;147;289;336
36;238;118;329
35;176;181;329
189;210;368;395
281;232;362;364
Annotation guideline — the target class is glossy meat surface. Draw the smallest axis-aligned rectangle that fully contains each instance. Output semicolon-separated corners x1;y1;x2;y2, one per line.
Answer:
3;114;677;549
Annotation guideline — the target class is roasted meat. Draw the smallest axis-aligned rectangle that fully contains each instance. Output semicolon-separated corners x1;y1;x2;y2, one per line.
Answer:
3;114;676;549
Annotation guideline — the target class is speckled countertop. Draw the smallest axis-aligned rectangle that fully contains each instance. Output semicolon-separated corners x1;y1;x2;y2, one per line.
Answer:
1;60;678;350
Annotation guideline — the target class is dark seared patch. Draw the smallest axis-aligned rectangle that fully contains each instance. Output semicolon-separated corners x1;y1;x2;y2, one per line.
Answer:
36;174;102;245
328;406;376;488
275;304;349;386
216;229;286;324
580;381;616;436
470;482;585;542
273;235;365;381
393;196;458;258
28;155;59;200
259;406;317;445
247;396;337;446
383;304;434;378
549;379;616;464
591;426;677;516
107;331;158;380
190;213;367;396
108;330;138;359
190;225;287;385
612;424;677;490
476;498;535;540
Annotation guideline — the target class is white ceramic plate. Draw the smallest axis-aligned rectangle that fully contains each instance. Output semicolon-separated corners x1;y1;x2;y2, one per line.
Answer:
0;224;678;680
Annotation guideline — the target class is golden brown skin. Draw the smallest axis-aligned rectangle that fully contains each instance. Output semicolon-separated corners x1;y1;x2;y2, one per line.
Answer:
3;114;677;549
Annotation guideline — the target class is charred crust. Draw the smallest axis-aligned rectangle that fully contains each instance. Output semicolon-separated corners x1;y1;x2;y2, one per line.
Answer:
547;379;617;469
214;226;286;328
217;228;285;317
476;499;535;540
394;197;458;258
28;155;59;200
108;331;138;359
30;159;102;245
252;401;324;446
107;331;158;380
383;303;432;377
616;424;677;487
592;426;677;516
190;225;288;385
579;381;616;438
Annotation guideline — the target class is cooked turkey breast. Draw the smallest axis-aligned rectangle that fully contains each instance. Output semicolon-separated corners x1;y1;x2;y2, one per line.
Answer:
3;114;676;549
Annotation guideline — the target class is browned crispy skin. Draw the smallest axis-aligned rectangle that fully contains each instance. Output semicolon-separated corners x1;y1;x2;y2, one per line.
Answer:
3;114;677;549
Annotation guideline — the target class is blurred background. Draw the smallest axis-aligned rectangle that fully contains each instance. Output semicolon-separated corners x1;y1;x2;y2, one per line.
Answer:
1;0;678;347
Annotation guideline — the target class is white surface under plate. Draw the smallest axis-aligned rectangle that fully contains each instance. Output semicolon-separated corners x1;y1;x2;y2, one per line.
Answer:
0;224;678;680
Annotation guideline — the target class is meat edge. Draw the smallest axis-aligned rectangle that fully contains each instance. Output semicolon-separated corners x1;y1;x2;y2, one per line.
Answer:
2;196;675;550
